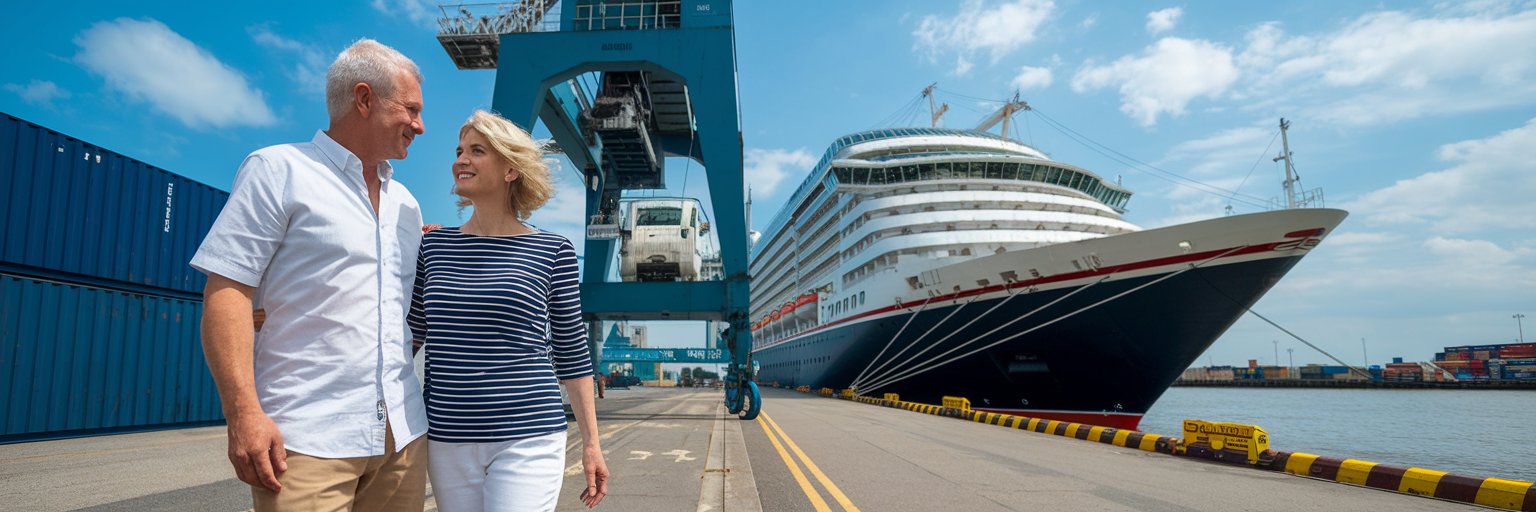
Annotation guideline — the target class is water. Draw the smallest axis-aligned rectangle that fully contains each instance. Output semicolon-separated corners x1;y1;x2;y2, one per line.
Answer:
1140;387;1536;482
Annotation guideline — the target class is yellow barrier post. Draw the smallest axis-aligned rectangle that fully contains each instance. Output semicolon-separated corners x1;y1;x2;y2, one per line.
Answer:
882;393;899;402
941;396;971;411
839;388;854;398
1182;419;1270;464
819;387;834;396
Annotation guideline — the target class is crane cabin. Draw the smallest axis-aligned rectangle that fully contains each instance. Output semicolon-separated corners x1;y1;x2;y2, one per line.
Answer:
619;198;709;282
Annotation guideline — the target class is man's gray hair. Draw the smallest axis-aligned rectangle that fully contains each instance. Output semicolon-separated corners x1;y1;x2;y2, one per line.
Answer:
325;39;423;122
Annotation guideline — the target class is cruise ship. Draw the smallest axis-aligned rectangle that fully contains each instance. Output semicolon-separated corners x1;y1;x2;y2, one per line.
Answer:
747;120;1345;430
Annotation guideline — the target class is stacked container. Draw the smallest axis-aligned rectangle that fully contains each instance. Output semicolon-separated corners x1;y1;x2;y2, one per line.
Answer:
1;113;228;443
1382;362;1423;382
1434;342;1536;382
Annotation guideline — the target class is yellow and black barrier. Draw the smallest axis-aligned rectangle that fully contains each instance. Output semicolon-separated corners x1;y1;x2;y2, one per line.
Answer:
941;396;971;411
816;391;1534;511
1272;452;1533;511
1181;419;1269;464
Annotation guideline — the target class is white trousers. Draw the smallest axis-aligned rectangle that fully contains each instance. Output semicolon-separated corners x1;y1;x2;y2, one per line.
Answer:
428;430;567;512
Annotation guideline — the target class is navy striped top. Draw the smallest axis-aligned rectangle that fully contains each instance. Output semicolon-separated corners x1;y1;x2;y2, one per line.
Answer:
408;227;593;442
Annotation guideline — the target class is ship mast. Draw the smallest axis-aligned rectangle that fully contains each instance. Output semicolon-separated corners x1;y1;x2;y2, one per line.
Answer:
1271;118;1324;209
922;82;949;127
1275;118;1298;209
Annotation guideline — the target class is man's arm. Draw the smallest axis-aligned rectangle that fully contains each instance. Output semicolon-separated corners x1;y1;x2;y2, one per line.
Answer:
202;274;286;492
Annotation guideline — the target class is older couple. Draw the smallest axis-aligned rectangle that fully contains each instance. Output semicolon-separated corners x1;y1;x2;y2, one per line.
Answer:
192;39;608;512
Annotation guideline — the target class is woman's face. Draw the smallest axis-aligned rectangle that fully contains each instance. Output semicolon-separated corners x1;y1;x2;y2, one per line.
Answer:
453;128;517;202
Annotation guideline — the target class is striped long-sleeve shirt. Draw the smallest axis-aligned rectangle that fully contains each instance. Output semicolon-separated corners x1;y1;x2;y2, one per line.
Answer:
408;227;592;442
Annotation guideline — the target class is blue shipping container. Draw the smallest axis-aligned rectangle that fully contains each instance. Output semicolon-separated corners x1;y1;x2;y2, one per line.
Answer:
0;274;222;443
0;113;229;298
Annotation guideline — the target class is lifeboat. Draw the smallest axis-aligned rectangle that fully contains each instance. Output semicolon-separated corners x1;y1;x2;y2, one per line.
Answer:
792;294;818;321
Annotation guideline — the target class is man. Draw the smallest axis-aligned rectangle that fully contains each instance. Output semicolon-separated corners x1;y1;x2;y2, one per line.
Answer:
192;39;429;511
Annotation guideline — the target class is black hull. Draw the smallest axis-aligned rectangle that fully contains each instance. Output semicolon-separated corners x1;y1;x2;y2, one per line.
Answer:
753;255;1303;429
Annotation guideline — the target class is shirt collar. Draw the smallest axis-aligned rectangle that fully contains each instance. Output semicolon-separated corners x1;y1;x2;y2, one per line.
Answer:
313;130;395;184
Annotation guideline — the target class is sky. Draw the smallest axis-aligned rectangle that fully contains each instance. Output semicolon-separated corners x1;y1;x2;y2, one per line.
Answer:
3;1;1534;368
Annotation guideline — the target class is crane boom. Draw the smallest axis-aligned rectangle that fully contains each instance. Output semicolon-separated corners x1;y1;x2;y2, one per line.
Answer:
975;93;1028;135
922;82;949;127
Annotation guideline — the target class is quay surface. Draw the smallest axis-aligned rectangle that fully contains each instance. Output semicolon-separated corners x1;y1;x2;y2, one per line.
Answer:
0;387;1480;511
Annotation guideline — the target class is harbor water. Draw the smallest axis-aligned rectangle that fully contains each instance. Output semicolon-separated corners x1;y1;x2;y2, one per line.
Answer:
1142;387;1536;482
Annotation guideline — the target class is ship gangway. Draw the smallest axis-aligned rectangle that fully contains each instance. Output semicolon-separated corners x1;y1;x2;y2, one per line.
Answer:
436;0;761;418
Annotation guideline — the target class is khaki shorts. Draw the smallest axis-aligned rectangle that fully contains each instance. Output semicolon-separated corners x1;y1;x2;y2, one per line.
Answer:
252;421;427;512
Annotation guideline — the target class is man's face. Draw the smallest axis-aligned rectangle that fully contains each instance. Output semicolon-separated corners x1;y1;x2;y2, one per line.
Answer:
374;71;424;161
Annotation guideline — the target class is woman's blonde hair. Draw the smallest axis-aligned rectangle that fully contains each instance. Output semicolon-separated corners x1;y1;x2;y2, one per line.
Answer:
455;110;554;219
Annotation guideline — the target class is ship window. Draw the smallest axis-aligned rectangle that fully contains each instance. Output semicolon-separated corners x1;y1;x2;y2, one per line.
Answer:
859;291;865;305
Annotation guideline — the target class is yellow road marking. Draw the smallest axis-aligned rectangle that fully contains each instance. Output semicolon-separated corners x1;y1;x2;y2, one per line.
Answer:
762;412;862;512
758;415;832;512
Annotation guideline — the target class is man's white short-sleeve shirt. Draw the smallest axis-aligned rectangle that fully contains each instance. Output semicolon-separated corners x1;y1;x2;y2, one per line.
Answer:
191;130;427;458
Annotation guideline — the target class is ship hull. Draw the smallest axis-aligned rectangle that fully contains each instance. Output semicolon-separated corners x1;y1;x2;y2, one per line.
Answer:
752;209;1346;430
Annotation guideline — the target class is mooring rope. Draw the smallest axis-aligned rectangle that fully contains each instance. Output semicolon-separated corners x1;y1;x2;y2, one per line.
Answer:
859;245;1250;394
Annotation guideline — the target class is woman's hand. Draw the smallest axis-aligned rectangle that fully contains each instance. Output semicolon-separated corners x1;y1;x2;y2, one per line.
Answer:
579;444;608;508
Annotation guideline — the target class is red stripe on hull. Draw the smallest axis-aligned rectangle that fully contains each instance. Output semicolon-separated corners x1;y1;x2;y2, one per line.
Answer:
972;408;1144;431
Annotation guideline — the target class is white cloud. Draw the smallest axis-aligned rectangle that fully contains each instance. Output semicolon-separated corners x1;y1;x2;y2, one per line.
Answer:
529;170;588;230
745;148;815;198
248;25;329;96
1080;14;1099;29
1165;126;1269;174
1009;65;1053;91
1239;9;1536;125
914;0;1055;75
371;0;439;29
1074;7;1536;127
1146;7;1183;35
1346;117;1536;233
1071;38;1239;126
4;80;70;107
73;18;276;129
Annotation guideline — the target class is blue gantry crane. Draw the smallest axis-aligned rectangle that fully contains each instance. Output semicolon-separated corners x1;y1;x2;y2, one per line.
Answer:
437;0;760;418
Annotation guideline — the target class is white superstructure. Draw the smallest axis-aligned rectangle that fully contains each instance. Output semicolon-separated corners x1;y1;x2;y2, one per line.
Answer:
749;127;1137;344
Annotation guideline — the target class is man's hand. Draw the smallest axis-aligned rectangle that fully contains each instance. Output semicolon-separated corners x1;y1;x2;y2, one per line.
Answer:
226;411;287;492
202;274;283;492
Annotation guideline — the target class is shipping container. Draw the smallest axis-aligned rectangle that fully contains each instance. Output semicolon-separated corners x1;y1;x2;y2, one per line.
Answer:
0;274;222;443
0;113;228;298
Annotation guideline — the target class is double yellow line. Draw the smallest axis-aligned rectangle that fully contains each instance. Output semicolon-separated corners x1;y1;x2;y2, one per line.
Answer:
757;412;860;512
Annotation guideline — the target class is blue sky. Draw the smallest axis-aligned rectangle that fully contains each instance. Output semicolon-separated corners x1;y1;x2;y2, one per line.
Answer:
3;1;1534;367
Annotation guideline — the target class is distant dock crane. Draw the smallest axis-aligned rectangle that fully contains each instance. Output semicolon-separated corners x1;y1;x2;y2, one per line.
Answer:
437;0;760;418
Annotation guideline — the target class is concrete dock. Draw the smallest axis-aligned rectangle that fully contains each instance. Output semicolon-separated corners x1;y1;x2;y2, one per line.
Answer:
0;387;1478;511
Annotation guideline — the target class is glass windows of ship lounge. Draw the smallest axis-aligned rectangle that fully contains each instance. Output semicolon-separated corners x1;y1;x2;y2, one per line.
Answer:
829;161;1130;211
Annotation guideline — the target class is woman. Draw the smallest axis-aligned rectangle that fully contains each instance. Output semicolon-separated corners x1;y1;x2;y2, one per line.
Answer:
409;110;608;511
